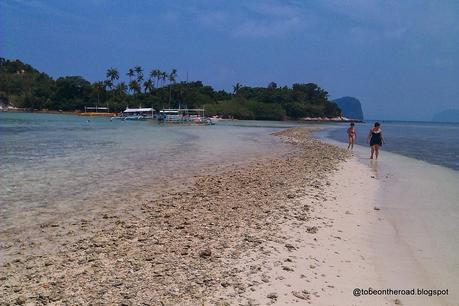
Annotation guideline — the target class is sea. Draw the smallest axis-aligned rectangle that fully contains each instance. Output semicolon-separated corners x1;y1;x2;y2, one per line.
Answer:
1;113;458;230
325;120;459;170
0;112;297;230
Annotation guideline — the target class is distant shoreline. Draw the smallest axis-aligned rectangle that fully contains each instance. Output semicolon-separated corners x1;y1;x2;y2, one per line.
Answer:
1;109;362;122
0;109;116;117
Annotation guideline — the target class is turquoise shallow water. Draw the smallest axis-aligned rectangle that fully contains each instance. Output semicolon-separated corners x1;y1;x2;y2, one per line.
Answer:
0;113;299;228
326;121;459;171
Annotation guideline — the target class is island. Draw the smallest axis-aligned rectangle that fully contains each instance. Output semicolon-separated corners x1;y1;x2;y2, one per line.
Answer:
1;57;348;121
333;96;364;121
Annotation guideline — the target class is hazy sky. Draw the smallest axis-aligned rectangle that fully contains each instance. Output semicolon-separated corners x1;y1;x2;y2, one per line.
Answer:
1;0;459;120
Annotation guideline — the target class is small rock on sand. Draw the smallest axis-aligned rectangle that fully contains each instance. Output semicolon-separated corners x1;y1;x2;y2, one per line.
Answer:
15;296;26;305
292;290;310;300
199;248;212;258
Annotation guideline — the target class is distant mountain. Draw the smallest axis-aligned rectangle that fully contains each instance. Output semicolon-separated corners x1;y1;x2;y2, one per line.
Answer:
432;109;459;123
333;97;364;120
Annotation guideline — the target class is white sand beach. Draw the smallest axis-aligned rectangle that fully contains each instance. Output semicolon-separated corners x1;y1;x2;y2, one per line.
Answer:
299;139;459;306
224;157;389;305
220;137;459;306
230;153;458;305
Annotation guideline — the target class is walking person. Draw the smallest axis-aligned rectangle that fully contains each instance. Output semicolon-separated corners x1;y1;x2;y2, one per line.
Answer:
347;122;356;150
367;122;384;159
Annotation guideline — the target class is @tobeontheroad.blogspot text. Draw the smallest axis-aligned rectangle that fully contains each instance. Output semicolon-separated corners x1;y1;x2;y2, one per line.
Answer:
353;288;449;297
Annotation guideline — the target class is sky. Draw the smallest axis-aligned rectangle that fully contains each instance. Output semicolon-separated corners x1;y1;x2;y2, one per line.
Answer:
1;0;459;120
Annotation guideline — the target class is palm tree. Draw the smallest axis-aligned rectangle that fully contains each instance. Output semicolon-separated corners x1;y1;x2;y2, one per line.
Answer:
168;69;178;107
127;68;135;80
128;80;141;95
116;82;128;93
160;72;168;87
143;79;153;93
106;68;119;85
116;82;128;95
233;82;242;95
114;83;127;110
134;66;143;74
150;69;160;88
105;68;118;106
168;69;177;84
134;66;143;83
104;80;113;91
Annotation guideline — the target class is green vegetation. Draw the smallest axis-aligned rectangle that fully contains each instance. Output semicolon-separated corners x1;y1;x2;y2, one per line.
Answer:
0;57;341;120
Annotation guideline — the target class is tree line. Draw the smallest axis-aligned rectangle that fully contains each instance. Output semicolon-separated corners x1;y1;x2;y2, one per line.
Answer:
0;57;341;120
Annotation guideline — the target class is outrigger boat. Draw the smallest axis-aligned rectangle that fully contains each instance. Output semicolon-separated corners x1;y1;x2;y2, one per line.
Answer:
158;108;215;125
111;107;157;121
81;106;116;117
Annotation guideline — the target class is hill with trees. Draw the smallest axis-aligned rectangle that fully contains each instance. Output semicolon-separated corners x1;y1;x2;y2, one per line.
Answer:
333;97;364;120
0;57;341;120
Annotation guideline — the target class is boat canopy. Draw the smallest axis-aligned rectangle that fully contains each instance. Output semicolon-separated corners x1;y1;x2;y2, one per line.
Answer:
159;108;204;113
123;108;155;113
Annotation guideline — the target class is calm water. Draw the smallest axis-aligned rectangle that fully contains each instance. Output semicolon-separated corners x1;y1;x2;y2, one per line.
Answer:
326;121;459;171
0;113;298;229
3;114;458;230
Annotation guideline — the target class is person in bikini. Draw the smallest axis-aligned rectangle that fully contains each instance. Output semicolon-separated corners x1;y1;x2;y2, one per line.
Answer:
367;122;384;159
347;122;356;150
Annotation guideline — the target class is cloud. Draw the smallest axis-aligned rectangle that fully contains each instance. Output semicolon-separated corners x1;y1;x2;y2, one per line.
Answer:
319;0;411;41
172;0;308;38
192;9;228;29
161;11;180;24
245;1;299;19
318;0;459;42
232;17;302;38
384;26;409;39
318;0;402;24
232;1;306;38
432;58;455;69
8;0;88;22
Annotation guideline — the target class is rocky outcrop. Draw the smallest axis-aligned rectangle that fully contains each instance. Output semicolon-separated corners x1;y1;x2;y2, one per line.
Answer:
333;97;364;120
432;109;459;123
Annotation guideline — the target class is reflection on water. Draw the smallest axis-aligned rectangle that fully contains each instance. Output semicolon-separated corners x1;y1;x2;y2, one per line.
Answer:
0;113;296;230
368;159;380;177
